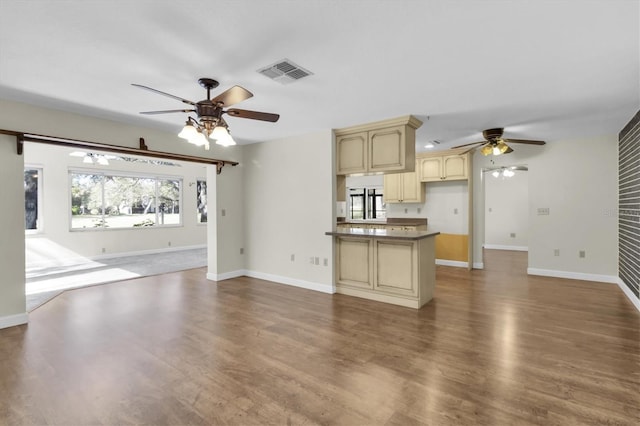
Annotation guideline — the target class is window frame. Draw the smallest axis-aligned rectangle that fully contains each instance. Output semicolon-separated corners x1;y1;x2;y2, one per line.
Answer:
346;185;386;222
68;167;183;231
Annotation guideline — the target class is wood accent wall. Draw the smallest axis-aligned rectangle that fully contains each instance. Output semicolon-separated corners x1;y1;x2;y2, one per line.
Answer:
619;110;640;300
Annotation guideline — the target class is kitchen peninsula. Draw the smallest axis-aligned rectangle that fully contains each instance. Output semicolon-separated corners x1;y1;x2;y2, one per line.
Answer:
325;227;439;308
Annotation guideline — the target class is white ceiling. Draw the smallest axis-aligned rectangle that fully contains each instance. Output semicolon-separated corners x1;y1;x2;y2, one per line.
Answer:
0;0;638;152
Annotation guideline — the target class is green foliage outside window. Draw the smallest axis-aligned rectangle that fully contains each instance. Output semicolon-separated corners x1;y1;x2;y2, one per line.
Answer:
70;172;181;230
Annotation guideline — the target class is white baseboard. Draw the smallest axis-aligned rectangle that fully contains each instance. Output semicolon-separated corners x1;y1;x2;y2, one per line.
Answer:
436;259;469;268
473;262;484;269
616;277;640;312
245;270;335;294
91;244;206;261
484;244;528;252
27;244;207;270
527;268;618;284
206;269;246;282
0;312;28;330
205;269;335;294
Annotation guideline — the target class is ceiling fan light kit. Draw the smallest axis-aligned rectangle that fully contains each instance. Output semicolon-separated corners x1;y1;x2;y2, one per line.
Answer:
133;77;279;149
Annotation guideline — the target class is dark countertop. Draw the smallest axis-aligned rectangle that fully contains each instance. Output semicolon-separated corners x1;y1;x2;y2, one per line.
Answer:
325;228;440;241
337;218;428;227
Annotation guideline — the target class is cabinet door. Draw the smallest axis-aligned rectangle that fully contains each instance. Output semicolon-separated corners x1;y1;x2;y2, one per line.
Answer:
418;157;442;182
373;240;419;297
336;237;373;289
443;155;467;180
400;171;424;203
336;132;367;175
368;125;407;173
383;173;402;203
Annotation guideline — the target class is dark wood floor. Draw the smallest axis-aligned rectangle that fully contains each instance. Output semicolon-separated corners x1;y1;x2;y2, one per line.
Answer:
1;250;638;425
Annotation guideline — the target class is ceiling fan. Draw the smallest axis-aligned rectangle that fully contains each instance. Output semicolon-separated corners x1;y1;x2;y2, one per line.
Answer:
453;128;545;156
132;78;280;149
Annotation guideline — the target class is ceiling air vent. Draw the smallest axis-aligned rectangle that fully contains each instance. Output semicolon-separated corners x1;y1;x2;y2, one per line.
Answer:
258;59;313;84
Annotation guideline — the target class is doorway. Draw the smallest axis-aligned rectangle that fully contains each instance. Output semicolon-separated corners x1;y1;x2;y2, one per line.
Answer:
482;165;529;270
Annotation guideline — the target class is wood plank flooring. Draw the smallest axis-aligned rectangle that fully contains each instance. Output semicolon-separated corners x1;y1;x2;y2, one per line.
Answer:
0;250;638;425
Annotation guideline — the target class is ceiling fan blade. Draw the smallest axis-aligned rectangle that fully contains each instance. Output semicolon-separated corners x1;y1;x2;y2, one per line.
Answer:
131;84;196;106
452;140;485;149
504;146;514;153
504;138;546;145
211;85;253;107
225;108;280;122
139;109;196;115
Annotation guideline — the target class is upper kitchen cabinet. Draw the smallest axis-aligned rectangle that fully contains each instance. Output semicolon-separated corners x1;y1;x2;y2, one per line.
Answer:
335;115;423;175
417;151;469;182
336;131;368;174
383;168;424;203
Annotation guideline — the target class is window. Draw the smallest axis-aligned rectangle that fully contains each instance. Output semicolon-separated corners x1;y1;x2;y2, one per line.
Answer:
24;168;42;232
348;186;386;221
196;179;207;224
70;171;182;230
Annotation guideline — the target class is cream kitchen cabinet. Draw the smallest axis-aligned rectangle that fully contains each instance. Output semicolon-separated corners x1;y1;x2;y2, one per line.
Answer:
335;116;423;175
418;153;468;182
383;169;424;203
326;229;439;309
336;131;368;174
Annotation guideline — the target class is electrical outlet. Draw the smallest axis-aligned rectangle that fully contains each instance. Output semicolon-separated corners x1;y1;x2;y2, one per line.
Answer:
291;254;295;262
554;249;560;256
579;250;585;258
240;248;244;255
537;207;550;215
221;209;226;216
314;257;319;265
323;258;328;266
510;233;516;238
168;241;171;246
417;208;421;214
488;207;492;212
101;247;106;254
454;208;458;215
404;208;408;214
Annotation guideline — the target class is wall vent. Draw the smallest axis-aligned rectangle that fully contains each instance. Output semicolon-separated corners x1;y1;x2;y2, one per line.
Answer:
257;59;313;84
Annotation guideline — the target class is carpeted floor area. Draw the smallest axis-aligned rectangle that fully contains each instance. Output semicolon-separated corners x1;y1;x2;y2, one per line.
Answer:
26;248;207;311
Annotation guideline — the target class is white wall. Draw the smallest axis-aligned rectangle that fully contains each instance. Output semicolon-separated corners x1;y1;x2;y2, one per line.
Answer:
24;143;208;266
242;130;334;293
473;135;619;281
484;169;529;249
